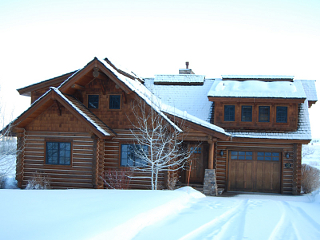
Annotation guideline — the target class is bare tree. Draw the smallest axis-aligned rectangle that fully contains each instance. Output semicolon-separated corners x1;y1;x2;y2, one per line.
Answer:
0;86;16;188
127;100;192;190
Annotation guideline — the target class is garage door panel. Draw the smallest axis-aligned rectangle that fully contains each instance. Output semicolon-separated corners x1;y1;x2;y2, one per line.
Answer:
229;151;280;193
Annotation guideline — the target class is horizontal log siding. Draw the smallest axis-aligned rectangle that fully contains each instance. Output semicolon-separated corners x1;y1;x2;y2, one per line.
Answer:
21;131;95;189
216;140;297;194
103;129;165;190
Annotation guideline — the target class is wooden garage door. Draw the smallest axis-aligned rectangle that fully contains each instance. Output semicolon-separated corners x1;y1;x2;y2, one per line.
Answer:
228;151;281;193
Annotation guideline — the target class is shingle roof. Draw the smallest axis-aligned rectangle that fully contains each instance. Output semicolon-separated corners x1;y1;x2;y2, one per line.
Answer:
298;80;318;102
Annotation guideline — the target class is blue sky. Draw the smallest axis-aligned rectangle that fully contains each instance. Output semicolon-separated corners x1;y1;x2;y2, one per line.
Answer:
1;0;320;136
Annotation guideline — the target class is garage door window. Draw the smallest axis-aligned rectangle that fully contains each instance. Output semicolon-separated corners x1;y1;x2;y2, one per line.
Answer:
257;152;280;161
231;151;253;160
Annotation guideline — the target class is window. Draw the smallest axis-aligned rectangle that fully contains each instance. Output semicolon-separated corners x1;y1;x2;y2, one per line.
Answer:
224;105;235;121
259;106;270;122
241;106;252;122
230;151;253;160
109;95;121;109
276;106;287;123
120;144;148;167
88;95;99;109
46;142;71;165
257;152;279;161
190;147;201;154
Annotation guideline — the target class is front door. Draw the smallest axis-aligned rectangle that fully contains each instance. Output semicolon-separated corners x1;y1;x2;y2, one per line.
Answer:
228;150;281;193
186;145;204;183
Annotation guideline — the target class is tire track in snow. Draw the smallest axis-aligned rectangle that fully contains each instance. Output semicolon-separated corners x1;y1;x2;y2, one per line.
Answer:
268;201;320;240
179;199;248;240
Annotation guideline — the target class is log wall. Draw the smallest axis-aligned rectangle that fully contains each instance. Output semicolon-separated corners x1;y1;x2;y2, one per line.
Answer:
103;129;166;190
20;131;95;189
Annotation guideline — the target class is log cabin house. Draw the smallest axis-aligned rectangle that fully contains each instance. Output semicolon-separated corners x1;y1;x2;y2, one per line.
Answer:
12;57;317;194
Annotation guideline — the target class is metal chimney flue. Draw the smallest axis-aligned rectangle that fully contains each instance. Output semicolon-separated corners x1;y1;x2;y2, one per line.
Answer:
186;62;189;69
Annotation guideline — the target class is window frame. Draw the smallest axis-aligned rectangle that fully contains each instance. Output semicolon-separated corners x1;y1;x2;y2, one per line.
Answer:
241;105;252;122
45;141;72;166
258;106;270;122
109;94;121;110
120;144;149;167
87;94;99;109
224;105;235;122
276;106;288;123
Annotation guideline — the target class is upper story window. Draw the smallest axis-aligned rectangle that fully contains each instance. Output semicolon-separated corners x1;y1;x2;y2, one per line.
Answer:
120;144;148;167
88;95;99;109
276;106;287;123
46;142;71;165
224;105;235;121
259;106;270;122
241;105;252;122
109;95;121;109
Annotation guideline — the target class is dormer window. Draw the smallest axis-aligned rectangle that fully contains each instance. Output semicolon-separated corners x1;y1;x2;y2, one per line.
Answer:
88;95;99;109
259;106;270;122
109;95;121;109
276;106;287;123
224;105;235;121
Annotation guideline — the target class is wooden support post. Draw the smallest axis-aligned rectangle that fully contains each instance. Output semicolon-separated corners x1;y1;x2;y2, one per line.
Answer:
208;141;214;169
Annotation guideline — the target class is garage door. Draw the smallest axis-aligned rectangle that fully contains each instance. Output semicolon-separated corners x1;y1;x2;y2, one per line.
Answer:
228;151;281;193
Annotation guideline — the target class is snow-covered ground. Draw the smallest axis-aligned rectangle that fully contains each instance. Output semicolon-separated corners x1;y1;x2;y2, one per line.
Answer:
0;187;320;240
0;140;319;240
302;139;320;170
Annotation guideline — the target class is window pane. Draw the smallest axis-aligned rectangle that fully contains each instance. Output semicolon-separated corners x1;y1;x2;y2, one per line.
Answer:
224;105;235;121
231;151;238;155
88;95;99;109
109;95;121;109
259;106;270;122
46;142;70;165
276;106;287;123
241;106;252;122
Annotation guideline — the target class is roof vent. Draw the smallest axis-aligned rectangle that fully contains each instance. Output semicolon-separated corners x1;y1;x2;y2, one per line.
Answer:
179;62;195;74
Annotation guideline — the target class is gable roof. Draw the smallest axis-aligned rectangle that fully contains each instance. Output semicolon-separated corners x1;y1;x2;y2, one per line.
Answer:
17;70;78;96
13;87;115;139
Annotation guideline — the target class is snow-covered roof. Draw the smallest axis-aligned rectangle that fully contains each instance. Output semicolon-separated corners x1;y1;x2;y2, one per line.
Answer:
52;88;115;137
298;80;318;102
154;75;205;84
208;79;307;99
221;75;294;80
98;61;229;136
161;103;230;137
144;78;214;122
228;100;311;140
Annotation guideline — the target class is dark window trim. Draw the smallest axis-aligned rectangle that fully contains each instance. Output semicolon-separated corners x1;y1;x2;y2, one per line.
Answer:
87;94;99;109
241;105;252;122
276;106;288;123
120;143;148;167
224;105;235;122
45;141;72;165
258;106;270;122
109;94;121;110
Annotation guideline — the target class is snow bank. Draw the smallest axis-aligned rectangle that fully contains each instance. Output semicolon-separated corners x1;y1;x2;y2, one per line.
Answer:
0;188;204;240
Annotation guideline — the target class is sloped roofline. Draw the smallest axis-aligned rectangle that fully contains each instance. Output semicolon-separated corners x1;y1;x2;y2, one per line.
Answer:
13;87;115;139
17;70;78;96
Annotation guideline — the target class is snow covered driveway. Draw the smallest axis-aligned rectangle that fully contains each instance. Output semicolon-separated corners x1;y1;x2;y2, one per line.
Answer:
1;188;320;240
134;192;320;240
